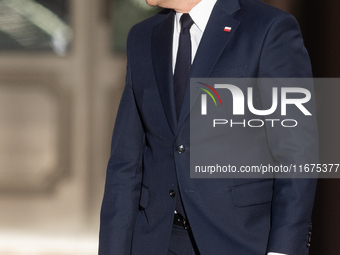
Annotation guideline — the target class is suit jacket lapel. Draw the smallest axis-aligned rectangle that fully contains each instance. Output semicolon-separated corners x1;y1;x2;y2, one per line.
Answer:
177;0;241;129
152;10;177;135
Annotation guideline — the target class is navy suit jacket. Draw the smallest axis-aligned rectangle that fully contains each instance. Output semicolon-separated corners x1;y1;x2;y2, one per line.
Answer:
99;0;318;254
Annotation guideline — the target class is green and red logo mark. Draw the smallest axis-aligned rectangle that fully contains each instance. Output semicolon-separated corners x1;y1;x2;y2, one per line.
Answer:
197;82;223;115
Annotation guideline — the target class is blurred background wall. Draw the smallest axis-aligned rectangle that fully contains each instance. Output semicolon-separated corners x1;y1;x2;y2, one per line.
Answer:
0;0;339;254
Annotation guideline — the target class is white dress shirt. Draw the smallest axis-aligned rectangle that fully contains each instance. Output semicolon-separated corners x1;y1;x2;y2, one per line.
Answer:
172;1;288;254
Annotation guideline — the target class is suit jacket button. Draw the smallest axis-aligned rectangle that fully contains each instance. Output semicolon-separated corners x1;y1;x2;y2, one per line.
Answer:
169;189;176;198
177;145;185;153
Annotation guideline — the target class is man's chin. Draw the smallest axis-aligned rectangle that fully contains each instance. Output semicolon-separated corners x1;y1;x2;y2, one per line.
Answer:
145;0;158;7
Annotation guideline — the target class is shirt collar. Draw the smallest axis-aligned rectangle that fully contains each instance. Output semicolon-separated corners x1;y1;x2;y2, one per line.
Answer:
175;0;218;33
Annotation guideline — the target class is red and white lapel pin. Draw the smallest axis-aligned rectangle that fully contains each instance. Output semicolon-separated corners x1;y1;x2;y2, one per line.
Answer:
224;26;232;32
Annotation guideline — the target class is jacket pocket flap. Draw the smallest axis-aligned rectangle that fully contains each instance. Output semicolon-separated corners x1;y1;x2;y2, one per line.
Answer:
232;180;273;207
139;185;149;209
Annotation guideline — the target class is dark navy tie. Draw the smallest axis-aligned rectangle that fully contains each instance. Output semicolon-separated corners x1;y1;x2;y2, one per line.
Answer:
174;13;194;121
173;13;194;218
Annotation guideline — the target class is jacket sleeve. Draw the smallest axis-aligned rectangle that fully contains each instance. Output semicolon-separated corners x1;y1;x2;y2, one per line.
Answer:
99;29;145;255
257;13;318;255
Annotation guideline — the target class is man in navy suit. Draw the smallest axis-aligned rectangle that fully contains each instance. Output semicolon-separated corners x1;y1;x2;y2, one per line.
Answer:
99;0;318;254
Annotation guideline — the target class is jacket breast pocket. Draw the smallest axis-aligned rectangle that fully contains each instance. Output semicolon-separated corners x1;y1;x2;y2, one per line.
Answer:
139;185;150;209
232;179;273;207
210;65;247;78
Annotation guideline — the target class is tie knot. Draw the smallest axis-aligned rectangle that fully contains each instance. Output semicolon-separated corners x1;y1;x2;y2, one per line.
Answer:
180;14;194;30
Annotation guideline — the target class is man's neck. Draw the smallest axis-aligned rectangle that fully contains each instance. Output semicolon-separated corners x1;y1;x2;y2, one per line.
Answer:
173;0;202;13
